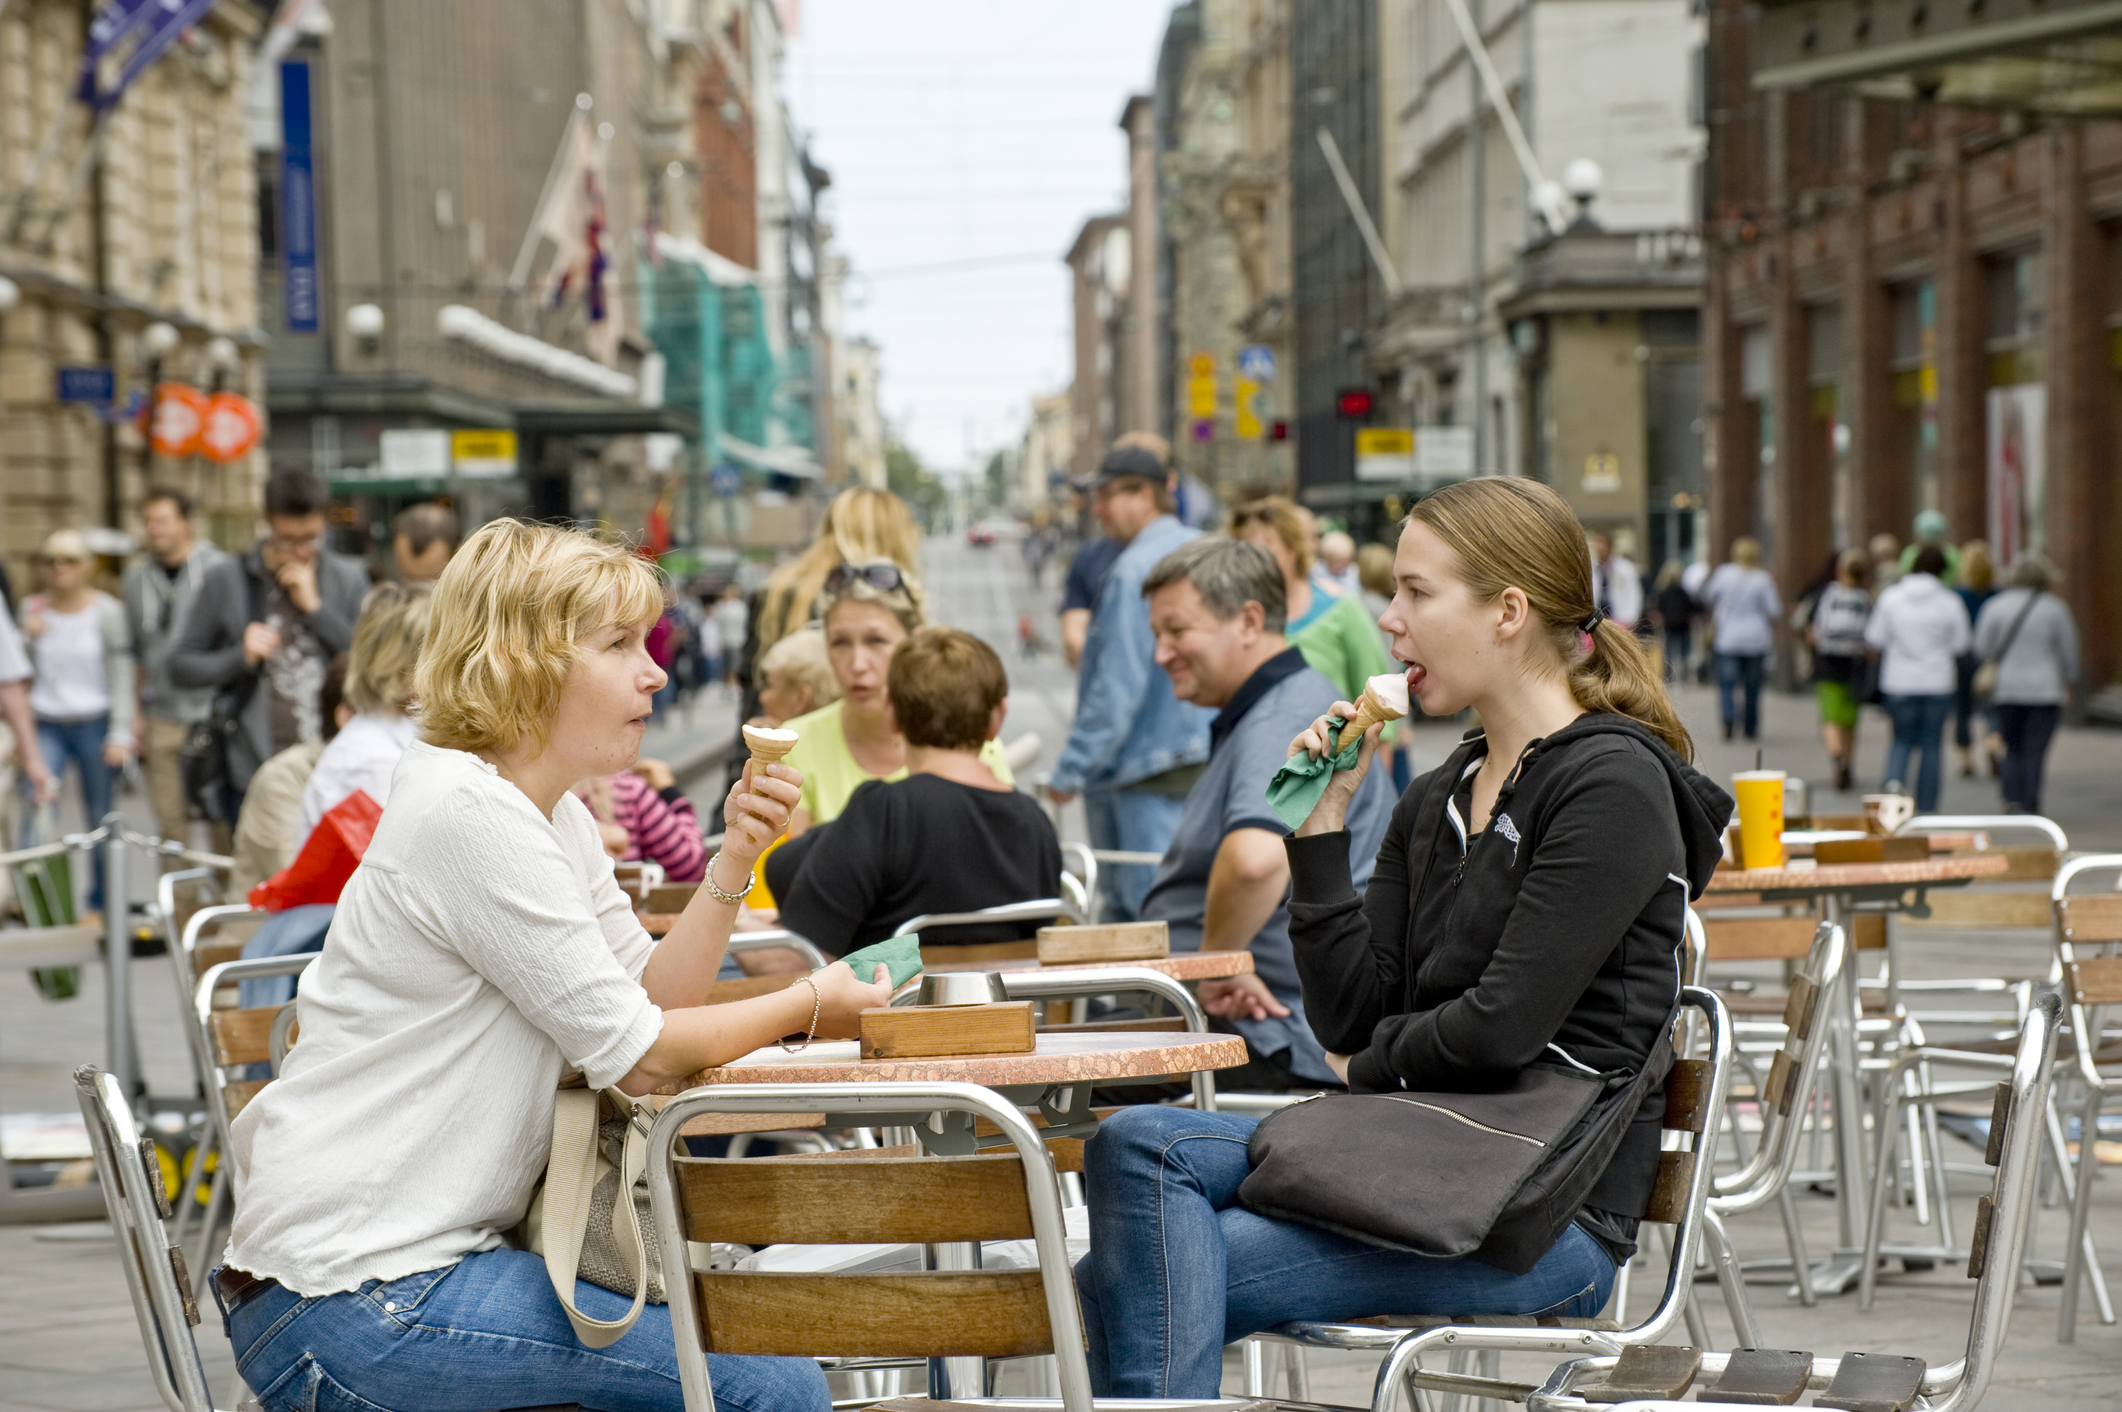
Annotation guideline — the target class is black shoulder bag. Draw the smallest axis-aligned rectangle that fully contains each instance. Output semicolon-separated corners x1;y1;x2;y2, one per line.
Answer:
1237;735;1675;1274
180;567;267;826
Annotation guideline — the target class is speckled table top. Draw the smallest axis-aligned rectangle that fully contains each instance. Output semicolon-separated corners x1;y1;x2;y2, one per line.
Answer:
653;1030;1250;1095
1705;853;2009;893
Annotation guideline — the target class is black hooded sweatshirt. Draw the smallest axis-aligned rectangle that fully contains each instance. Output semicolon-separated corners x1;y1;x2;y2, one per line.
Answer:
1284;713;1732;1264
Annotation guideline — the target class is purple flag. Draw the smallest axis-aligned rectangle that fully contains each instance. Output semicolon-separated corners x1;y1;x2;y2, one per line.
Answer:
79;0;222;111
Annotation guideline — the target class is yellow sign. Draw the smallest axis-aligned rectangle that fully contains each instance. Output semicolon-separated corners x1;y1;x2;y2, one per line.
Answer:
1189;352;1216;378
1235;378;1262;440
1355;428;1414;457
1189;376;1216;419
1582;452;1621;494
451;428;518;477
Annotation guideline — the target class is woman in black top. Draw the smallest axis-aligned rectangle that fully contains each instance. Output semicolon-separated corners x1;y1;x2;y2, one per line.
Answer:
1074;478;1730;1398
772;627;1060;954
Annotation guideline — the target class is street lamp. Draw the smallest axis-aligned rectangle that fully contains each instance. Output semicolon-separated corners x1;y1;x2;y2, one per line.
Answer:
1563;159;1603;228
345;302;384;355
142;320;180;357
0;275;19;314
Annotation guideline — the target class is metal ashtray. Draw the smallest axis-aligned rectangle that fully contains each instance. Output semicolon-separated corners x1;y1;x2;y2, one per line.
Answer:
915;971;1009;1007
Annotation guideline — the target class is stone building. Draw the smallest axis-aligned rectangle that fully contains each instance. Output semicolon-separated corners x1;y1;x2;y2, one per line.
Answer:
1705;0;2122;687
1368;0;1706;561
0;0;269;582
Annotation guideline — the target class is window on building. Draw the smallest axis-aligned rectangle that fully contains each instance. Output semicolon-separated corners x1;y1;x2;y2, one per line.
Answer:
1889;280;1938;517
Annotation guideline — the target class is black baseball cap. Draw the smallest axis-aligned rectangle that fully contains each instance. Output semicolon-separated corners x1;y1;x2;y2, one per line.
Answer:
1087;445;1166;492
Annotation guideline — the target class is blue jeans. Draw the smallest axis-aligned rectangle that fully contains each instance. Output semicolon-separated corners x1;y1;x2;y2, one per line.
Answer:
1074;1107;1617;1399
25;716;114;911
1715;654;1765;738
1082;782;1185;922
1884;693;1953;812
1993;703;2061;815
221;1248;829;1412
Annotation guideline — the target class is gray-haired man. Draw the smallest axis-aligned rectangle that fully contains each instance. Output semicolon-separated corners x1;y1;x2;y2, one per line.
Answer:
1136;537;1396;1090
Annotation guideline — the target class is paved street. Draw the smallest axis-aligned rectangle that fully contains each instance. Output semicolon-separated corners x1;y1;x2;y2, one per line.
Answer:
4;535;2121;1409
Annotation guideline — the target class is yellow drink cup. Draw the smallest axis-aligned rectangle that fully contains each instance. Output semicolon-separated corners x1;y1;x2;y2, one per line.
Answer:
1732;770;1787;870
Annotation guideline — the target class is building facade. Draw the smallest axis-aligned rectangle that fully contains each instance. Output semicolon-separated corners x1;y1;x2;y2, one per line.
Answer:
0;0;269;582
1703;0;2122;686
1369;0;1706;562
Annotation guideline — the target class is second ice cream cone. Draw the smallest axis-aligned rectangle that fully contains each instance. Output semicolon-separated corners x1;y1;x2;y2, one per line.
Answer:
742;724;799;766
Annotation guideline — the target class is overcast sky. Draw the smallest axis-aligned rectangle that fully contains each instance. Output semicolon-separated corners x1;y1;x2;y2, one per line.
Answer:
785;2;1174;475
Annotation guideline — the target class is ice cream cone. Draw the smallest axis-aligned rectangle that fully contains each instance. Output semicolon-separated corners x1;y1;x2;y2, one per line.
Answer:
742;724;799;767
1340;676;1409;741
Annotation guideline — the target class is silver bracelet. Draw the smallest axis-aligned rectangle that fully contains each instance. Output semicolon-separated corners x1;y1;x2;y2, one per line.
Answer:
780;975;821;1054
700;850;756;906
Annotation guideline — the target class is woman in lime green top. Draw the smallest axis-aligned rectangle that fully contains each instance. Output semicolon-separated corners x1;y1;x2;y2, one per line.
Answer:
1231;498;1398;718
780;565;1012;833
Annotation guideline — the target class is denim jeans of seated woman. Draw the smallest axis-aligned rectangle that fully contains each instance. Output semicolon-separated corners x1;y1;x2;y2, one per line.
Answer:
219;1247;830;1412
1074;1106;1617;1399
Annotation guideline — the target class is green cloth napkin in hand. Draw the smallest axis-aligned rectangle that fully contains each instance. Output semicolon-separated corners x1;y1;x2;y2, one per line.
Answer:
827;934;925;988
1265;716;1362;832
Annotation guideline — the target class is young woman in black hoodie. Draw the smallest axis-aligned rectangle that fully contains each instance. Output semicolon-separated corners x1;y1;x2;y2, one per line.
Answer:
1074;478;1731;1398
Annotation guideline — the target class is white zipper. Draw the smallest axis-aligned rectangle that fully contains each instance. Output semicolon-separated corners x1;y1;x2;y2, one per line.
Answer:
1374;1094;1546;1147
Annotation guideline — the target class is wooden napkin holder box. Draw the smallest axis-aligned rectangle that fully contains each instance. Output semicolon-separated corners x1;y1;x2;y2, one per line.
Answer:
859;1001;1035;1059
1815;836;1930;865
1036;921;1170;964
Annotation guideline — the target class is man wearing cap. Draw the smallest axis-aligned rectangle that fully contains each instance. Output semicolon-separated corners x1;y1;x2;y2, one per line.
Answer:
1047;446;1213;921
1898;510;1961;588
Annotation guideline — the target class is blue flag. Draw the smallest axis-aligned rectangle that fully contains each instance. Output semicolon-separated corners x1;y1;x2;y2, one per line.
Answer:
78;0;222;112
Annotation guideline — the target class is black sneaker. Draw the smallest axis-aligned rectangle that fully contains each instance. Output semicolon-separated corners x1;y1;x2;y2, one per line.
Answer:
1723;720;1735;741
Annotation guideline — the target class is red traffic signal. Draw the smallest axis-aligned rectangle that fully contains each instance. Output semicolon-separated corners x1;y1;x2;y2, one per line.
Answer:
1336;387;1375;419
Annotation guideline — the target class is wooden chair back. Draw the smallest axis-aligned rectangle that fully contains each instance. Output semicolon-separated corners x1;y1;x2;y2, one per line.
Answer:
672;1151;1055;1359
2054;868;2122;1024
1897;815;2069;931
193;956;318;1145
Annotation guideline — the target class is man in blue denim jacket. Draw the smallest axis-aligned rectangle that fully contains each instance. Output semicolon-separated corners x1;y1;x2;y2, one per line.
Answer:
1048;448;1213;919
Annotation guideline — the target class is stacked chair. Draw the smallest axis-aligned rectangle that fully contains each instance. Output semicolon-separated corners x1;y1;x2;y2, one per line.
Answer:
1523;992;2063;1412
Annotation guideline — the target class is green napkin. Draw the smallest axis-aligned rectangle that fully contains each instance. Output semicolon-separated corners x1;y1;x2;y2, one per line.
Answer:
828;934;925;988
1265;716;1361;832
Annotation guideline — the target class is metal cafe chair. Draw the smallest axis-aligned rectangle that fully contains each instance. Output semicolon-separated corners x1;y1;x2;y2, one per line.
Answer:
1525;992;2064;1412
73;1064;239;1412
1697;919;1847;1335
184;954;320;1292
2045;853;2122;1340
163;902;271;1264
1234;987;1734;1412
645;1079;1270;1412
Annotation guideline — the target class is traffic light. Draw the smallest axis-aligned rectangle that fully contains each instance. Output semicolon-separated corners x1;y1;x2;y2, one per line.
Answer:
1336;387;1375;419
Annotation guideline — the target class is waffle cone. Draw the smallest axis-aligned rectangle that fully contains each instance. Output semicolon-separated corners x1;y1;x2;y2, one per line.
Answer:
1340;685;1404;741
742;725;799;766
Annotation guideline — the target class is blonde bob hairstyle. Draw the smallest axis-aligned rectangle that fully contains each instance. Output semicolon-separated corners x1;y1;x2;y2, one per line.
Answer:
343;581;434;717
416;520;664;755
1408;477;1693;761
1229;496;1316;579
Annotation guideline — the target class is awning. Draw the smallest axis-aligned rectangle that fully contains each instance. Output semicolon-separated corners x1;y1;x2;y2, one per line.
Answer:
720;433;823;479
516;401;699;437
1755;0;2122;112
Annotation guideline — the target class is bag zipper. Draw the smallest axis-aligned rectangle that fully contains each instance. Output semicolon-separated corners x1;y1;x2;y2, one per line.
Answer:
1373;1094;1547;1147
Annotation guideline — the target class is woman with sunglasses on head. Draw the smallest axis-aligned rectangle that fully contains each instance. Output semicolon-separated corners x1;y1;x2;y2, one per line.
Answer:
17;529;133;912
775;563;1013;838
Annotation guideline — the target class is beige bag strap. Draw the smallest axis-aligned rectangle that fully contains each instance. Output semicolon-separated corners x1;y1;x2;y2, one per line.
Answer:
540;1086;653;1348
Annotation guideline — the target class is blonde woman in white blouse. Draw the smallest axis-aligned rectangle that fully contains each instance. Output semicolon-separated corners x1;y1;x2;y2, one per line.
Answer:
217;520;890;1412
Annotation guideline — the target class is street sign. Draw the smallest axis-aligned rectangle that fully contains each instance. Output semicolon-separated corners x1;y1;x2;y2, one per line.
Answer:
1188;351;1216;420
1582;452;1622;494
1235;378;1263;440
1188;352;1215;378
1354;427;1415;482
199;393;263;463
1191;418;1213;443
380;428;450;479
281;62;319;332
710;463;742;498
1238;344;1276;383
1415;426;1476;483
451;427;517;478
149;384;208;458
56;367;114;404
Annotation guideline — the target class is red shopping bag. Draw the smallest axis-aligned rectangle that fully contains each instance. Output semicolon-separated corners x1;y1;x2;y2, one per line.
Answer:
248;790;383;912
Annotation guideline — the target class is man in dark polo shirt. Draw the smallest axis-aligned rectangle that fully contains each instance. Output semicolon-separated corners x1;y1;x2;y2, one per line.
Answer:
1136;537;1395;1090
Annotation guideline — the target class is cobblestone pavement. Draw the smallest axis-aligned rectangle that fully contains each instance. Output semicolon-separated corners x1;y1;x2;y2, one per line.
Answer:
5;542;2120;1408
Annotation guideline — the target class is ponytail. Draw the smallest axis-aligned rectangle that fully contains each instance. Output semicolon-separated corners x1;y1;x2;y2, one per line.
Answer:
1570;619;1694;762
1407;478;1696;763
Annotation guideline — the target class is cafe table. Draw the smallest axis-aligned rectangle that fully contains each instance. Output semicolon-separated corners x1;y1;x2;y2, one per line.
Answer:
654;1029;1248;1399
1703;852;2009;1295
